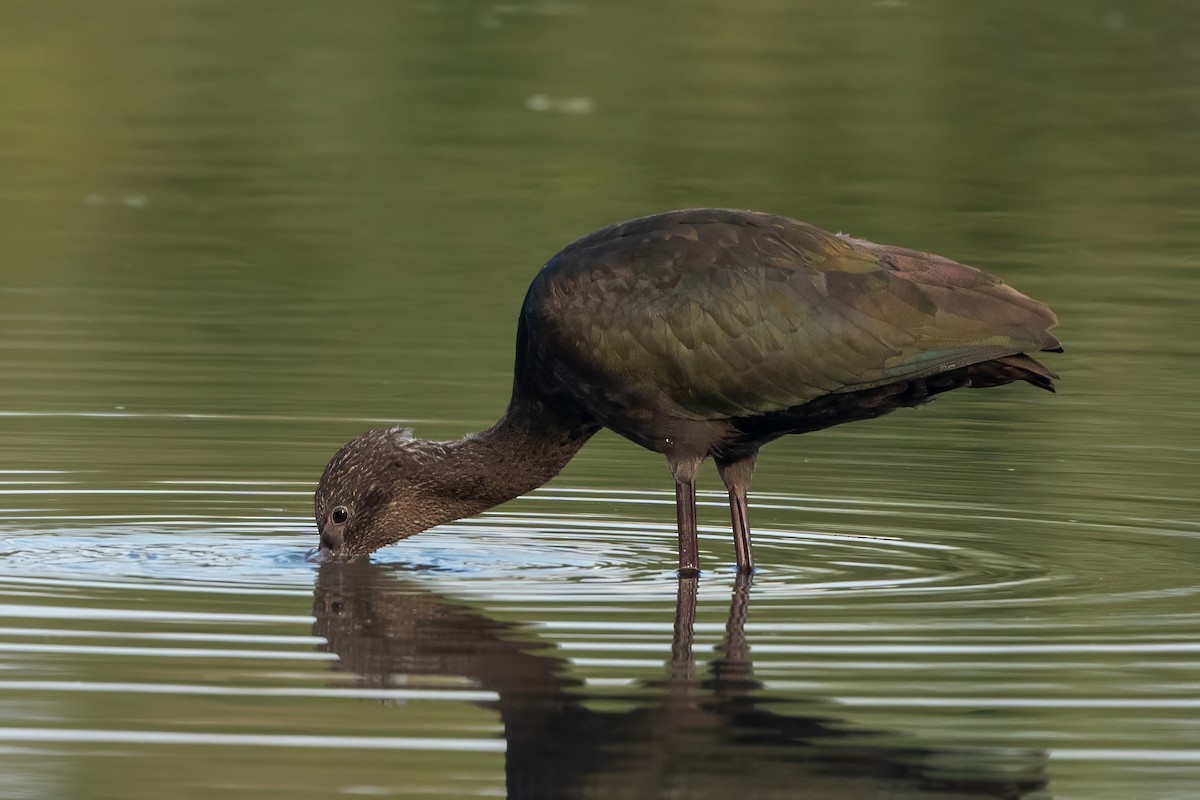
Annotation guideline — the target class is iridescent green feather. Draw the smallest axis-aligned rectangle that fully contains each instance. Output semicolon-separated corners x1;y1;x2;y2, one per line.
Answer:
523;209;1058;422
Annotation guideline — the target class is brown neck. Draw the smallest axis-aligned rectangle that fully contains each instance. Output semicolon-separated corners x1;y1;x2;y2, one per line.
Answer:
414;395;597;528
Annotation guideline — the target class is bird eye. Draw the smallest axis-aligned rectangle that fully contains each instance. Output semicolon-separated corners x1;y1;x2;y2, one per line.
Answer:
331;506;349;525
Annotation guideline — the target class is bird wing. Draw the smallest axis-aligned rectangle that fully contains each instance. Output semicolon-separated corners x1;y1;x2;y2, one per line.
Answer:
524;210;1059;421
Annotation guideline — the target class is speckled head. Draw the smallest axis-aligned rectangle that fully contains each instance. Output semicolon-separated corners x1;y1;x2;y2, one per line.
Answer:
312;408;591;563
313;427;432;561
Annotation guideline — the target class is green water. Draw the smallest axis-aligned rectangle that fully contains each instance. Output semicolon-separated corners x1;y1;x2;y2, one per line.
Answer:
1;1;1198;798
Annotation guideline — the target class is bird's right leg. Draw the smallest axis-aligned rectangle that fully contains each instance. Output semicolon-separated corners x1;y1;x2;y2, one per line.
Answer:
668;455;703;577
716;452;758;574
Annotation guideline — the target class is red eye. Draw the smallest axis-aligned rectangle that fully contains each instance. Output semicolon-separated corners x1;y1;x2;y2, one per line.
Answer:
331;506;349;525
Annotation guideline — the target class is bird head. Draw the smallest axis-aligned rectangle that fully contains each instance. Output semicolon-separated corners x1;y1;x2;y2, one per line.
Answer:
312;427;436;561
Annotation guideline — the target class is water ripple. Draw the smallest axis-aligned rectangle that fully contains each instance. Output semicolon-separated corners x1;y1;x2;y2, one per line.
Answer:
0;486;1194;612
0;483;1195;798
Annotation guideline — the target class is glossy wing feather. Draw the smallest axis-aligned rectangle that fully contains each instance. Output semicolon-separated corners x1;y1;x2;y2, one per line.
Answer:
521;210;1058;422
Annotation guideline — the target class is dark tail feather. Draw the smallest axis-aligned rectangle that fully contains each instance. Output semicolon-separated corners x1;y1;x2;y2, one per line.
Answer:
968;353;1058;393
1040;331;1064;354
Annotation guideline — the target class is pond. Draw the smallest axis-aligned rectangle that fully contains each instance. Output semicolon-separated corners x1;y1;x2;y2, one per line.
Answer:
1;1;1198;798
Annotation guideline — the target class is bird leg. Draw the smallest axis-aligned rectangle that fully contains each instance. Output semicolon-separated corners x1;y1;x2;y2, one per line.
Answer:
716;452;758;574
669;455;702;577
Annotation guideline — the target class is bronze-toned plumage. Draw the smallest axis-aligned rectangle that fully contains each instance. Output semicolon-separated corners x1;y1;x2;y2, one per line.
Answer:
315;209;1061;574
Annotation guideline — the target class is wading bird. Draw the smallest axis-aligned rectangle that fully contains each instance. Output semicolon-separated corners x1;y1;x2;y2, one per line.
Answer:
314;209;1060;574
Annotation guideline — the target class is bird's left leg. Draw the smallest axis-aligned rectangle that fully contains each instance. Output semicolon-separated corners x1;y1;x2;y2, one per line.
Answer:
668;455;703;577
716;452;758;574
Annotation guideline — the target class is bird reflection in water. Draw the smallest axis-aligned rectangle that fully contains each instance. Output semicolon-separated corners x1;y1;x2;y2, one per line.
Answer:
313;565;1048;799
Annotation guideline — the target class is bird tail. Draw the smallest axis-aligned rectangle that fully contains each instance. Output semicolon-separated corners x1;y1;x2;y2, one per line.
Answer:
968;353;1059;393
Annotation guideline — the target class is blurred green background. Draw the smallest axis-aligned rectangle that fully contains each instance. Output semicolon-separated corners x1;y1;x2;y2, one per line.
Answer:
2;0;1197;520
